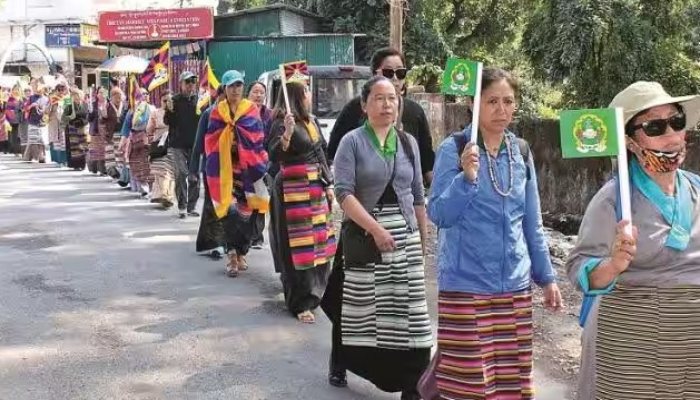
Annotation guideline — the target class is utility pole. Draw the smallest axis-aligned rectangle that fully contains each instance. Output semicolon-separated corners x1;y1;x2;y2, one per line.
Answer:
389;0;403;52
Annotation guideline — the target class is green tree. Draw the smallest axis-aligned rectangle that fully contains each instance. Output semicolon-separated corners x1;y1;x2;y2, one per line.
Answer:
523;0;700;108
217;0;266;15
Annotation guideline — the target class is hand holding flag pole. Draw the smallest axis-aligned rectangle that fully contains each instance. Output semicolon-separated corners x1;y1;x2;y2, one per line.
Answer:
469;63;483;143
279;65;291;113
614;107;633;234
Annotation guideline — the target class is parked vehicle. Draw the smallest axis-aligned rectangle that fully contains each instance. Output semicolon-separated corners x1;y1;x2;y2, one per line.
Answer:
258;65;371;141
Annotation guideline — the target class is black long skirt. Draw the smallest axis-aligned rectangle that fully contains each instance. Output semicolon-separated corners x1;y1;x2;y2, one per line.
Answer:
9;124;21;155
196;178;225;253
65;126;86;170
320;239;430;394
269;171;330;315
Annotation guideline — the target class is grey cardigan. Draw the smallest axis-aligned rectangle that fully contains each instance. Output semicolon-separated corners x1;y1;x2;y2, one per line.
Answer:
334;126;424;230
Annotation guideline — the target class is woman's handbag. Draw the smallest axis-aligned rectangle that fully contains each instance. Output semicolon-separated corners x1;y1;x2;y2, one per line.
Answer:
340;220;382;266
149;132;168;159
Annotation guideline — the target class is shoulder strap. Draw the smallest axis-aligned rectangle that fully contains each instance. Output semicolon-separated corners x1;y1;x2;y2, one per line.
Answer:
397;130;415;165
453;132;468;172
516;137;531;181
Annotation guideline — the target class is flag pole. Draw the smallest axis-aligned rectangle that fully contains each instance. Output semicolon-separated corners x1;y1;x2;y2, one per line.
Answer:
469;62;483;143
167;41;172;93
614;107;632;234
204;41;211;105
279;64;290;112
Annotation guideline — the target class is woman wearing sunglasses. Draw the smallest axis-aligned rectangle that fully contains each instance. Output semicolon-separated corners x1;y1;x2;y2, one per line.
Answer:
327;47;435;186
566;81;700;400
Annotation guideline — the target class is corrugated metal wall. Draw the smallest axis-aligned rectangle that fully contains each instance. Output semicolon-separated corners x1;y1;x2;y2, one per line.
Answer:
214;11;281;37
280;10;304;35
208;35;355;84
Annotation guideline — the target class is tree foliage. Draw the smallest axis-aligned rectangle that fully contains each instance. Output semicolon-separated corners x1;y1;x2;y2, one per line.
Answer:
217;0;267;15
218;0;700;113
523;0;700;108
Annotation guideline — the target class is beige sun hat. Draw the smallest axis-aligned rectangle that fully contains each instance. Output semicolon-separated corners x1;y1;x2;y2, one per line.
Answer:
608;81;700;131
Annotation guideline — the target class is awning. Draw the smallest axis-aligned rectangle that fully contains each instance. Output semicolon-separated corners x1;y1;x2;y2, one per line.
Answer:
95;55;148;73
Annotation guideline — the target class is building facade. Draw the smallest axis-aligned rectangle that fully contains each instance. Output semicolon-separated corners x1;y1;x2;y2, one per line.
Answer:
0;0;116;88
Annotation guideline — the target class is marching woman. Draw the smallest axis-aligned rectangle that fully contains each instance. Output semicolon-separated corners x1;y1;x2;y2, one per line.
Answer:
193;86;226;257
567;81;700;400
149;90;177;208
47;83;68;166
247;81;273;249
322;76;431;400
203;70;268;277
87;87;109;175
120;88;152;196
23;83;50;163
61;87;89;170
6;86;23;156
267;80;336;323
428;67;561;399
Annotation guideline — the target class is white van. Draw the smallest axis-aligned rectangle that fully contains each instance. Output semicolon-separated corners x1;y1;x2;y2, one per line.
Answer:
257;65;371;141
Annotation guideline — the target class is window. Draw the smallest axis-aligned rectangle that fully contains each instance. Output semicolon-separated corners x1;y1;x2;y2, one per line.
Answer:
314;78;366;118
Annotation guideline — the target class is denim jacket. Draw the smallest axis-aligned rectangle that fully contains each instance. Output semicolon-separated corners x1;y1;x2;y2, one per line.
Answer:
428;126;555;294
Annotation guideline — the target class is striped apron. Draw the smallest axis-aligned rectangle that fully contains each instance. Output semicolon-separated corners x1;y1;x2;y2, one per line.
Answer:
341;206;432;350
596;285;700;400
436;290;534;399
281;163;336;270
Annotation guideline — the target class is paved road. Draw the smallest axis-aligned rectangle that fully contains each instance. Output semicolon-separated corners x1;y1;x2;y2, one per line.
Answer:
0;154;572;400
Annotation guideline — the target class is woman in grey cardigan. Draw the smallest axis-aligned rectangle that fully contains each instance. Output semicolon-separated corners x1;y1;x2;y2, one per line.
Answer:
566;81;700;400
321;76;430;400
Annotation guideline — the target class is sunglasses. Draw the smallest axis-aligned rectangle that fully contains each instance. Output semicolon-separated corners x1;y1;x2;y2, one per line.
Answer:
379;68;408;80
185;78;197;84
628;113;686;137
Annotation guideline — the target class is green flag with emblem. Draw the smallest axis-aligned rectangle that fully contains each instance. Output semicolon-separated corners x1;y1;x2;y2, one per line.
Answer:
560;108;620;158
441;58;480;96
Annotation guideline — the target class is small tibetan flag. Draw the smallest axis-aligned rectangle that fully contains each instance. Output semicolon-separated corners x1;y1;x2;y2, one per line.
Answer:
199;57;220;91
281;60;309;83
141;41;170;92
442;58;480;96
128;74;139;109
560;108;620;159
197;58;220;114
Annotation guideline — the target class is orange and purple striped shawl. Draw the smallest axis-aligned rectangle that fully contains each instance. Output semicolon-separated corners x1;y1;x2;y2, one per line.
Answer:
204;98;269;219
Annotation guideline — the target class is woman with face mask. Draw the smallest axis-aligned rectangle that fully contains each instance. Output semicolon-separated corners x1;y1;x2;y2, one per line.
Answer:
566;81;700;400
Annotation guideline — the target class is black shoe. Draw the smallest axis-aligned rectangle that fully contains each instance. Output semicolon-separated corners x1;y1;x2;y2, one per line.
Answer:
328;370;347;388
209;250;223;260
187;211;200;217
179;212;187;219
400;389;421;400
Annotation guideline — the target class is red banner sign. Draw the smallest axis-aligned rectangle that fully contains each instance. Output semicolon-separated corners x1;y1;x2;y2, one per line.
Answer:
98;8;214;43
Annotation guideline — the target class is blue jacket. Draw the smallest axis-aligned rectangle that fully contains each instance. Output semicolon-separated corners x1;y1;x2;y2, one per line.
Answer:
428;127;555;294
190;105;213;175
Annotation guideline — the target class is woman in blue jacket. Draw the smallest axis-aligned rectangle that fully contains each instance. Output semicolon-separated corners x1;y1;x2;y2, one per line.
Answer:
428;67;562;399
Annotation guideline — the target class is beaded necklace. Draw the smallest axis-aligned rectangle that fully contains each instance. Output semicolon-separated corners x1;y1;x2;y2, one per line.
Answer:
485;135;514;197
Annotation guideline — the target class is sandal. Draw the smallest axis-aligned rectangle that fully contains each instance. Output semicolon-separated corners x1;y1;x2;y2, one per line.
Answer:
237;255;248;271
297;310;315;324
226;254;239;278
